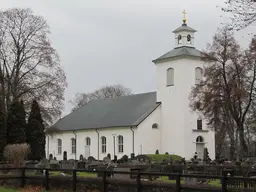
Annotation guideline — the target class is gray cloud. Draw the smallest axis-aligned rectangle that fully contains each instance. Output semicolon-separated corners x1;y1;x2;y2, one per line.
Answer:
0;0;253;116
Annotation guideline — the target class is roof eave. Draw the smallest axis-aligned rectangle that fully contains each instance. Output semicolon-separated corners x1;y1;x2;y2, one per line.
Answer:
172;29;197;33
153;54;202;64
54;125;134;133
132;103;161;126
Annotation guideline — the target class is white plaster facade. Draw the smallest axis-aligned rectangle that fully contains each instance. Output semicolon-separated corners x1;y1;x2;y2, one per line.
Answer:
47;21;215;161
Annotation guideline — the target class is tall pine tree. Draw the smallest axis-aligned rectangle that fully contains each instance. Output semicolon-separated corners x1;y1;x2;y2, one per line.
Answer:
27;100;45;160
7;100;26;144
0;98;6;160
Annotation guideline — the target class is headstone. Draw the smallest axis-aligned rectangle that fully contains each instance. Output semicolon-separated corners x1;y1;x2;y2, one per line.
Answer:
130;159;139;167
103;157;111;164
34;158;50;174
49;159;60;169
113;167;131;180
63;151;67;161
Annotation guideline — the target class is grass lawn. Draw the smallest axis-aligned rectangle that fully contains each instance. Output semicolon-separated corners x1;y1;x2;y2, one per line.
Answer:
50;171;96;177
0;188;18;192
0;187;71;192
160;176;222;187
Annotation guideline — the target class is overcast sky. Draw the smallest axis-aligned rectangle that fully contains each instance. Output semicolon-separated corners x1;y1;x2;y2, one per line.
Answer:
0;0;254;115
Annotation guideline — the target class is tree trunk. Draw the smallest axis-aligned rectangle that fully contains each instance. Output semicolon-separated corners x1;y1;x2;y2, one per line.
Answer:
238;124;248;157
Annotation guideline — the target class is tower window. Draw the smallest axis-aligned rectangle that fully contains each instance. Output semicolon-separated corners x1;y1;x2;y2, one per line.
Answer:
187;35;191;44
195;67;203;85
167;68;174;86
196;136;204;143
197;119;202;130
178;35;182;44
152;123;159;129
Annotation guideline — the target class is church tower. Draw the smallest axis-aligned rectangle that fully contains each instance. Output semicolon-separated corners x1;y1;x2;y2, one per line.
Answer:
153;11;215;160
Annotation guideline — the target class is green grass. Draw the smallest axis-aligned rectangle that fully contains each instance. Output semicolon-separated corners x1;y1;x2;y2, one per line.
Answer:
50;171;96;177
160;176;222;187
0;188;18;192
147;154;182;163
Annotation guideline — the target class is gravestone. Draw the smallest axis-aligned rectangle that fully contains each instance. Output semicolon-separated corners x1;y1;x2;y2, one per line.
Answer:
77;161;86;169
49;159;60;169
103;156;111;164
63;151;67;161
113;167;131;180
34;158;50;175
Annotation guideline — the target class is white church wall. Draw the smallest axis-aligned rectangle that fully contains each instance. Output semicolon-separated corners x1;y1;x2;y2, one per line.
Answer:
47;127;134;160
135;105;161;155
155;57;215;160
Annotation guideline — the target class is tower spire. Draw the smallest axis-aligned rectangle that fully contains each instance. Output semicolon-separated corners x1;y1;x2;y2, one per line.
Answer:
182;10;187;25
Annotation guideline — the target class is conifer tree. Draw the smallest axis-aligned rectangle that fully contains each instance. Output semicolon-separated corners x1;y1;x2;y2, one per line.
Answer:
0;99;5;160
7;100;26;144
26;100;45;160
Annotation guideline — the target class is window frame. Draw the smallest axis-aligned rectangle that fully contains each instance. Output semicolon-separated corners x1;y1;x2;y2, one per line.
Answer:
167;68;174;86
197;119;202;130
101;136;107;154
85;137;91;146
57;138;62;155
117;135;124;153
152;123;159;129
71;138;76;154
196;136;204;143
178;35;182;44
187;34;191;44
195;67;203;85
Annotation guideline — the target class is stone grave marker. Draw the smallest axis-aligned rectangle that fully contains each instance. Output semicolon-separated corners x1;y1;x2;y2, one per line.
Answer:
113;167;131;180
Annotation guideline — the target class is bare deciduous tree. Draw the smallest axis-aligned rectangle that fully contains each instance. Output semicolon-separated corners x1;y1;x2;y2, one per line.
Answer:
190;27;256;158
70;84;132;111
222;0;256;30
0;8;67;126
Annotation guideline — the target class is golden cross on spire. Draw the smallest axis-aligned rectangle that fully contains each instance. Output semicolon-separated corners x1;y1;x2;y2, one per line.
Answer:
182;9;187;24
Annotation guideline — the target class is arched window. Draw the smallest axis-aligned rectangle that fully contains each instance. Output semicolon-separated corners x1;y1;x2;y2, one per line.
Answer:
117;135;124;153
167;68;174;86
197;118;202;130
178;35;182;44
187;34;191;44
195;67;203;85
71;138;76;154
101;136;107;153
196;136;204;143
57;139;62;154
152;123;159;129
85;137;91;146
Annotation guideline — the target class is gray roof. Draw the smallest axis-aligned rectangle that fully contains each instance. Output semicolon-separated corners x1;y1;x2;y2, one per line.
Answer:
54;92;160;131
172;24;197;33
153;46;202;63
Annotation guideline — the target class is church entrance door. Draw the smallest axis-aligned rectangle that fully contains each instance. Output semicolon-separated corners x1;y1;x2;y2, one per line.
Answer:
196;143;204;159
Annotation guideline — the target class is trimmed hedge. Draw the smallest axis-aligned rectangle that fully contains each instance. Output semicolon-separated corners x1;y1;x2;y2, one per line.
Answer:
147;154;182;163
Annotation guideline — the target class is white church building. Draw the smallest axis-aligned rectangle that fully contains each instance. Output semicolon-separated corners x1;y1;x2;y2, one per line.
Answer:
47;16;215;161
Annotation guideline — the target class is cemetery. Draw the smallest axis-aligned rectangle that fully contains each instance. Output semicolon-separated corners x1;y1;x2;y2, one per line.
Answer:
1;148;256;191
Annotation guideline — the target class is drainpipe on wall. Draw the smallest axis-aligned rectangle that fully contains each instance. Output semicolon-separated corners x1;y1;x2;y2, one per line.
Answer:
73;131;77;161
95;129;99;160
130;127;135;154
